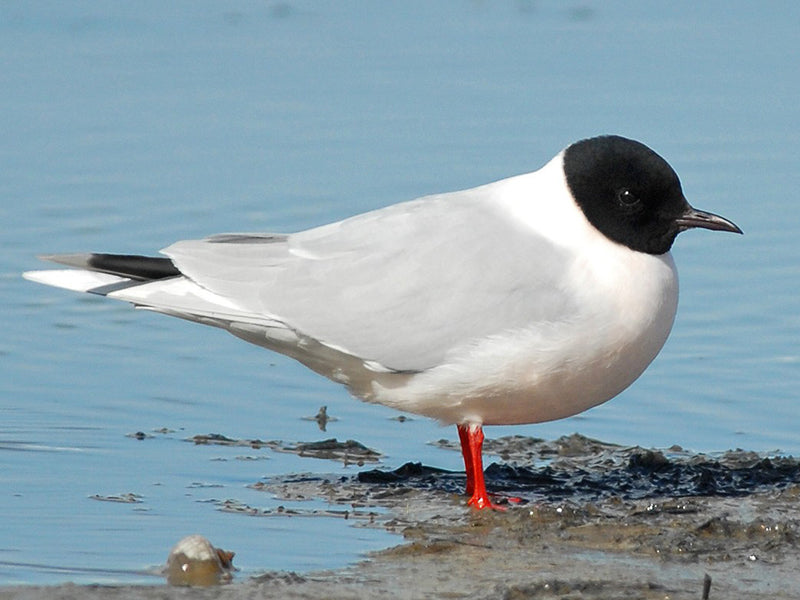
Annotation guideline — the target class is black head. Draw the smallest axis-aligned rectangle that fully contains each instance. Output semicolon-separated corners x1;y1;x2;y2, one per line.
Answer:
563;135;741;255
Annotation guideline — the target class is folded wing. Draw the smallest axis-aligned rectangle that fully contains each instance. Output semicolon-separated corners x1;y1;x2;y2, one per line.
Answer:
164;189;574;372
26;185;574;373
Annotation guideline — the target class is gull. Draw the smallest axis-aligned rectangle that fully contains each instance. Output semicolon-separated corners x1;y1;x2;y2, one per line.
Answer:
24;135;741;509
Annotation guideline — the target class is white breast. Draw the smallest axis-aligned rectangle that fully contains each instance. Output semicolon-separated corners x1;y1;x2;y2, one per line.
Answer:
371;249;678;425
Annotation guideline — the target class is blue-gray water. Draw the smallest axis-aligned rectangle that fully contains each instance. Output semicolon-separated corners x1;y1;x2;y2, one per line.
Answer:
2;0;798;586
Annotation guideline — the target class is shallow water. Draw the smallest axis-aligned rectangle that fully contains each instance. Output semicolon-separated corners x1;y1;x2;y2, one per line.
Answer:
1;0;799;586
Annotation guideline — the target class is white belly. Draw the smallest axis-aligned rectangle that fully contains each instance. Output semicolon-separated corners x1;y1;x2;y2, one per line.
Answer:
370;251;679;426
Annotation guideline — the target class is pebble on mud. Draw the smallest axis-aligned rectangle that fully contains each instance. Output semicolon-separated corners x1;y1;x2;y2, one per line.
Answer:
164;534;235;587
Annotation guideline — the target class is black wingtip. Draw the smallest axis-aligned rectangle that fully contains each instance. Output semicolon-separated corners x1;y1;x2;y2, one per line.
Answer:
40;253;181;281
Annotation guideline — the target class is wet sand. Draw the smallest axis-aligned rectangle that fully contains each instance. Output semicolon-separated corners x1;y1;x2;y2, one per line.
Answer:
3;434;799;599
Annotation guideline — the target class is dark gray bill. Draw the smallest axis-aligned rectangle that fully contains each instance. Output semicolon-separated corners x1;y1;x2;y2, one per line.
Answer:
676;207;742;234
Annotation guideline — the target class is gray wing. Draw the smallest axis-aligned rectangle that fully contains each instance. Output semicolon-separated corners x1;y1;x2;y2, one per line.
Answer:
163;189;573;372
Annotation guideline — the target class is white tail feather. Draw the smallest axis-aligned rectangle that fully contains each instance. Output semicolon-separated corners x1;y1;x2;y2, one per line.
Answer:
23;269;129;293
24;268;283;331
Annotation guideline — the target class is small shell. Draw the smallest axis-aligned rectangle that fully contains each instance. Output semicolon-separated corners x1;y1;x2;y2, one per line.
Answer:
165;534;235;586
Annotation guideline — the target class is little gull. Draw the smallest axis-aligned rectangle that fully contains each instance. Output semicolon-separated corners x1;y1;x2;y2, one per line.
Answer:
24;135;741;509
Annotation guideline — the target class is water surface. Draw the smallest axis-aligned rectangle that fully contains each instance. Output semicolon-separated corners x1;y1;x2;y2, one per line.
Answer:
1;1;798;585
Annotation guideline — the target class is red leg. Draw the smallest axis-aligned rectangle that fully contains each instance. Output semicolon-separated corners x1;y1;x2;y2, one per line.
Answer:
457;424;475;496
456;423;505;510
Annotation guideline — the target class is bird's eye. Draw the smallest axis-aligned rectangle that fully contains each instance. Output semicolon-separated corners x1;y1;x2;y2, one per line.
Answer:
617;188;640;207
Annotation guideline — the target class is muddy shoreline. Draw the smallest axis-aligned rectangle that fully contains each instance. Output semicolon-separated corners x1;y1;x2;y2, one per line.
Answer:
3;434;799;599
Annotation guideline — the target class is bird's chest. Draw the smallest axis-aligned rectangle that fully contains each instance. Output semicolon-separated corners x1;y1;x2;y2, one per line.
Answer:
464;249;679;425
510;249;680;420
